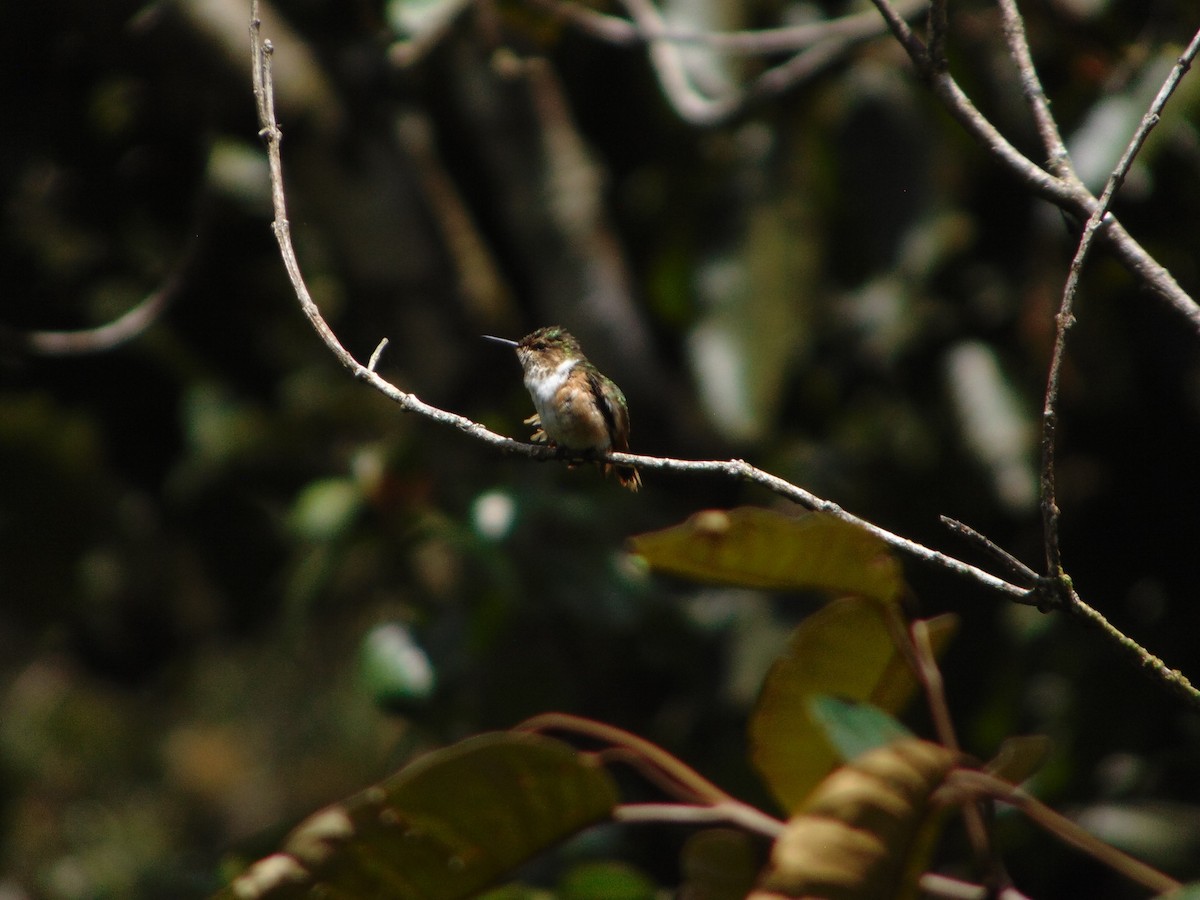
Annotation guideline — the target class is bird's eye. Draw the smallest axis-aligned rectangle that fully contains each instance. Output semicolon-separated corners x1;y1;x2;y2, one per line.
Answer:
533;341;545;351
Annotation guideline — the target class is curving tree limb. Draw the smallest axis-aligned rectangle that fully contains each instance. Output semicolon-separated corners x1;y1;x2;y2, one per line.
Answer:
249;2;1200;709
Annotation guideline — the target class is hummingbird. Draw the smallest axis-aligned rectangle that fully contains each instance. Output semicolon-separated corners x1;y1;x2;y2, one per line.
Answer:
485;326;642;491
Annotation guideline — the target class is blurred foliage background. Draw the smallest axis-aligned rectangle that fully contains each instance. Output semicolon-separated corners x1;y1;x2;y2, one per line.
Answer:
3;0;1200;896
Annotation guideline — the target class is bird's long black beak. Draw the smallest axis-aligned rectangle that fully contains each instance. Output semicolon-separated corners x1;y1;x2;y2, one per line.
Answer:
482;334;518;348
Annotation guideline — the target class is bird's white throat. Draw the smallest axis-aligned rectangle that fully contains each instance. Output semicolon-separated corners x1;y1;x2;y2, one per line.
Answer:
526;357;578;408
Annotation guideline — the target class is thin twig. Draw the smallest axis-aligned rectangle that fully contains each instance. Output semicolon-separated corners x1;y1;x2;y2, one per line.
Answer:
1062;580;1199;703
907;618;1002;886
869;0;931;67
939;516;1040;588
614;802;785;839
1;279;173;356
918;873;1033;900
927;0;948;71
516;712;740;805
528;0;928;55
593;746;722;804
520;715;789;842
616;0;917;126
1040;26;1200;580
367;338;389;373
249;8;1200;710
867;0;1200;334
939;769;1182;895
995;0;1072;176
616;449;1034;602
250;29;1033;599
252;11;532;448
0;211;203;356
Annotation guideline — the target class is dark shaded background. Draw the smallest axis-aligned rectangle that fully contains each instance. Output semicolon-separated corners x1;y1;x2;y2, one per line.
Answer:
3;0;1200;896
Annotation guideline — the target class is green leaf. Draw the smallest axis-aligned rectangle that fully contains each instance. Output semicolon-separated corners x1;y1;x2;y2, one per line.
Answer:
558;861;657;900
213;732;619;900
359;623;437;708
748;598;957;814
807;695;915;762
628;508;903;603
288;477;362;541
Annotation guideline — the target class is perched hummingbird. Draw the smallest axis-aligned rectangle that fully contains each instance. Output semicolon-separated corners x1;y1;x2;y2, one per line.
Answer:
485;326;642;491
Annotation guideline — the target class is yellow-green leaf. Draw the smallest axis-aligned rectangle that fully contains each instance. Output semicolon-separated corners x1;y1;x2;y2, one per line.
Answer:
628;508;903;603
749;739;957;899
212;732;618;900
748;598;957;814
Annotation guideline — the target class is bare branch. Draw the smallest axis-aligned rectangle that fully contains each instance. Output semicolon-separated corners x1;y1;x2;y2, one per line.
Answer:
367;338;389;373
995;0;1072;176
918;873;1033;900
529;0;927;55
940;769;1182;895
927;0;948;70
517;713;786;838
939;516;1040;587
517;712;743;806
906;616;1000;879
1040;27;1200;580
614;802;785;838
1062;579;1199;706
251;6;1033;599
0;276;173;357
249;7;1200;710
867;0;1200;333
868;0;931;66
0;209;204;357
615;0;924;126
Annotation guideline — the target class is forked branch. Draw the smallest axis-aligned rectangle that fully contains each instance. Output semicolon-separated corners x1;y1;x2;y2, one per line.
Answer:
248;4;1200;709
868;0;1200;334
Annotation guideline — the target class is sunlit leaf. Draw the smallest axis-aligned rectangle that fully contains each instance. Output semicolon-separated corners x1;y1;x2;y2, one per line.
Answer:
808;696;914;763
212;732;618;900
749;598;957;813
679;828;761;900
628;508;903;603
748;739;956;899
